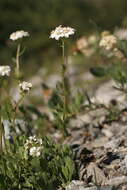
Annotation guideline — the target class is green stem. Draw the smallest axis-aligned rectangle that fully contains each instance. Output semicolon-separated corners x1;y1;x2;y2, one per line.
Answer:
0;118;3;154
62;40;65;63
61;40;69;135
62;40;66;86
61;40;66;111
16;44;21;78
2;122;7;154
12;95;24;129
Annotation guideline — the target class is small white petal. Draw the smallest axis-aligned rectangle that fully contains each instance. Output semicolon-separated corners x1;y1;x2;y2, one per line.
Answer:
50;25;75;40
0;66;11;76
29;146;42;157
10;30;29;41
19;81;32;92
99;34;117;50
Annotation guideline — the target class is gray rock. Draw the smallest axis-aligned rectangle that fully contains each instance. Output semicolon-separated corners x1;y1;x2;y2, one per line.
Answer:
65;180;85;190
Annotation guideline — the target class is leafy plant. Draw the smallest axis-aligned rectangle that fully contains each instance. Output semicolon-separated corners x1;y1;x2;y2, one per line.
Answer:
0;136;75;190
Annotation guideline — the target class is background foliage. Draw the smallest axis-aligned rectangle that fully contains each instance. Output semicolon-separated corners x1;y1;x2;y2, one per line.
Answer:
1;0;127;68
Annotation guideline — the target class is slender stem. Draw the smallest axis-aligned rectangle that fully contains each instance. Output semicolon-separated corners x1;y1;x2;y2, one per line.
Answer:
61;40;69;135
2;122;7;154
0;118;3;153
16;44;21;78
61;40;67;115
62;40;65;65
12;95;24;129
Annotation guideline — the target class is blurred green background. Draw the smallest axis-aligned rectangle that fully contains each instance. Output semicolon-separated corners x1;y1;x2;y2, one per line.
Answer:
1;0;127;74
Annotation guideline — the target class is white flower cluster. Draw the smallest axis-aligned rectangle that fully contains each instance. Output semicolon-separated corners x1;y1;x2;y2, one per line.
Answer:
19;81;32;92
50;25;75;40
0;65;11;76
29;146;42;157
10;30;29;41
99;34;117;50
76;35;97;57
24;136;43;157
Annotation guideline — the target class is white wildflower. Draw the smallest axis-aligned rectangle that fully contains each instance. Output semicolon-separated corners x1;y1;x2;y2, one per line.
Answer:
24;136;42;151
50;25;75;40
28;136;42;145
38;138;43;145
99;35;117;50
29;135;37;142
19;81;32;92
29;146;42;157
24;140;32;150
0;66;11;76
10;30;29;41
24;136;43;157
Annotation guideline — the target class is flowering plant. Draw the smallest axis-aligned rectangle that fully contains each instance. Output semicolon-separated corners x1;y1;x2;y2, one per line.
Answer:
1;25;127;190
0;66;11;76
50;25;75;40
10;30;29;41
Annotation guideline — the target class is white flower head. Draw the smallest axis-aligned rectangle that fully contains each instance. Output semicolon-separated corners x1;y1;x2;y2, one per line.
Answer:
99;35;117;50
0;66;11;76
24;136;42;150
50;25;75;40
24;136;43;157
10;30;29;41
29;146;42;157
29;136;42;145
19;81;32;92
28;135;37;142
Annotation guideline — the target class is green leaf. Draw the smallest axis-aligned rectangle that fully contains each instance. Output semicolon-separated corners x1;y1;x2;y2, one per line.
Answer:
118;40;127;57
62;156;75;183
90;67;108;77
0;98;14;120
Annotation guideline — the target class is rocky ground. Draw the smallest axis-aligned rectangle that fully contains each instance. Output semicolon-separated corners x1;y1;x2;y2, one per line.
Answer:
63;63;127;189
62;81;127;189
64;106;127;190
